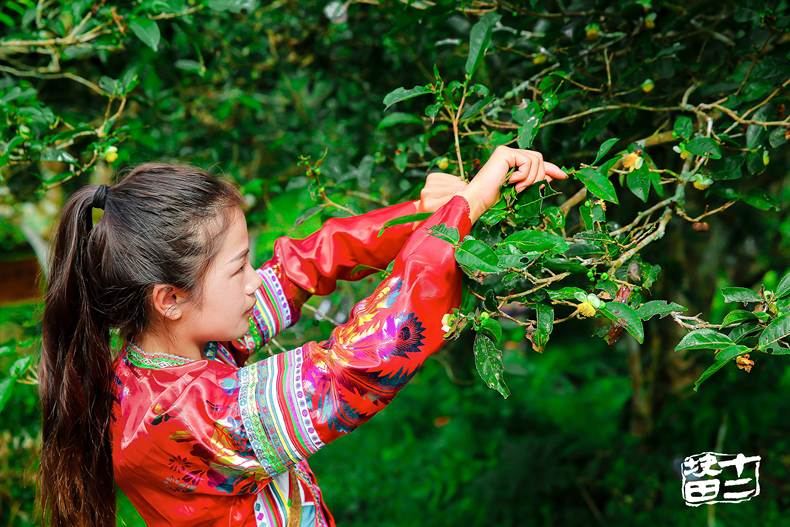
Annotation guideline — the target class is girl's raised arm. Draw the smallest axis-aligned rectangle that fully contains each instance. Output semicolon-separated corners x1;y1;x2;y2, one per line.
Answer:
187;194;472;482
234;194;471;473
227;199;428;360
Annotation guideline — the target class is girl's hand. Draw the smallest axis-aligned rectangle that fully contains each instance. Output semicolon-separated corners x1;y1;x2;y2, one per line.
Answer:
416;172;468;214
456;145;568;223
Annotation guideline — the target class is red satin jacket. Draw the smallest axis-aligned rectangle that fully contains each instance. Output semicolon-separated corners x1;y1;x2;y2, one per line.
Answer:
111;195;472;526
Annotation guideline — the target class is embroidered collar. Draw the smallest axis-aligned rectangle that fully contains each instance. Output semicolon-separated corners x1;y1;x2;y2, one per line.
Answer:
123;341;195;369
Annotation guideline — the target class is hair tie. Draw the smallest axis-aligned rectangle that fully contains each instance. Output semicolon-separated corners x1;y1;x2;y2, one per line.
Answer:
92;184;109;210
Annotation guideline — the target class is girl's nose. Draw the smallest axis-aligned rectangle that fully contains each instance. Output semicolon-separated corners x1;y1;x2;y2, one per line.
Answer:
245;269;261;295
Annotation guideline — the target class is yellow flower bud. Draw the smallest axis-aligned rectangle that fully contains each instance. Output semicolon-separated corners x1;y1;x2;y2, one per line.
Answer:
104;145;118;163
693;180;711;190
585;24;601;41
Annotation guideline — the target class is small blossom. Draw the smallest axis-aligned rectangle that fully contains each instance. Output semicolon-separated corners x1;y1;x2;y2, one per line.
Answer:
577;301;596;318
736;354;754;373
622;151;644;171
441;313;453;333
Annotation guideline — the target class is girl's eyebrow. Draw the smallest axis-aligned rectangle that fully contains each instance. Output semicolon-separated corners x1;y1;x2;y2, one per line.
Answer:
228;247;249;264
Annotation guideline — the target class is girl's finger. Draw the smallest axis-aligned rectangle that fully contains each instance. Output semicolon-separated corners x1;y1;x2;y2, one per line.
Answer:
525;154;541;186
544;161;568;179
517;171;536;192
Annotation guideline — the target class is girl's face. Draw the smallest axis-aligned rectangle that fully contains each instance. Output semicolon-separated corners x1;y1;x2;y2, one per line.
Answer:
182;206;261;344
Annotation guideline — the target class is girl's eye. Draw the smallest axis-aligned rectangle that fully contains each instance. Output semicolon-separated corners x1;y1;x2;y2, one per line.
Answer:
234;266;245;276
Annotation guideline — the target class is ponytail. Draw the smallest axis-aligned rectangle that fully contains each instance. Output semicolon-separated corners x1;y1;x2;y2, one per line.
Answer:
36;162;244;525
38;184;115;526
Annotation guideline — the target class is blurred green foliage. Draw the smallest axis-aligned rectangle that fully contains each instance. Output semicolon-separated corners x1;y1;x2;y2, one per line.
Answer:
0;0;788;525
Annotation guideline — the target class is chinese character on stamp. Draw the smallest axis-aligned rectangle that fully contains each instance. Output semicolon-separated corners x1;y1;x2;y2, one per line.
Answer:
681;452;761;506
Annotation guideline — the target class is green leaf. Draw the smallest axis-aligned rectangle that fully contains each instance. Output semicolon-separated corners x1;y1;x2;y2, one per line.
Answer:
502;230;569;254
479;203;509;226
495;244;530;268
465;12;501;79
693;344;752;392
460;96;494;120
427;224;460;245
758;313;790;352
626;163;650;202
741;190;779;211
675;329;733;351
721;286;762;303
576;167;618;204
514;102;544;149
478;317;503;343
746;107;769;148
637;300;687;320
394;150;408;172
721;310;758;326
729;322;761;343
40;148;77;164
129;17;161;52
378;212;432;237
9;356;31;378
473;333;510;398
377;112;423;129
456;239;502;273
0;378;13;414
424;102;442;120
533;304;554;352
686;136;722;159
208;0;249;12
776;270;790;299
541;92;558;112
746;124;766;149
599;302;644;344
769;127;787;148
673;116;693;140
383;85;432;110
547;287;587;301
174;59;205;77
592;137;619;165
294;205;323;227
543;257;586;274
98;75;121;95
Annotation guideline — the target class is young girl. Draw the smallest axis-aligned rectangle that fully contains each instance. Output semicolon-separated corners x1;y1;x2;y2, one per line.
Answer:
37;146;566;526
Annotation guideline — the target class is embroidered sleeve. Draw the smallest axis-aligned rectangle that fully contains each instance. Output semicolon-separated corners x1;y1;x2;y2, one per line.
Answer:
271;199;424;296
236;195;472;470
228;199;425;365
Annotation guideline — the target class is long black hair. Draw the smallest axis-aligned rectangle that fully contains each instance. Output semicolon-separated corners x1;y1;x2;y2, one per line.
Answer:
37;162;244;525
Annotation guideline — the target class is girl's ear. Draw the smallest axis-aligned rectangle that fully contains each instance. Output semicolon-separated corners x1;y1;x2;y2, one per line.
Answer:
151;283;186;320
